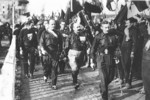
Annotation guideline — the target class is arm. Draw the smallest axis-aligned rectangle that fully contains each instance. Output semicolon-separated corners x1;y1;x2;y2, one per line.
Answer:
39;31;47;55
90;35;99;61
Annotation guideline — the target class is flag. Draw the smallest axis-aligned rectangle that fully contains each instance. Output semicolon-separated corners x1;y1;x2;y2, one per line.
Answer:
127;2;140;18
84;1;103;13
106;0;114;11
114;4;127;24
60;10;65;20
133;1;148;12
22;12;30;17
64;0;83;25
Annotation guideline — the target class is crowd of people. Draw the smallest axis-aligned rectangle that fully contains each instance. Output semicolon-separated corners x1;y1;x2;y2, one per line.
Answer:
1;11;150;100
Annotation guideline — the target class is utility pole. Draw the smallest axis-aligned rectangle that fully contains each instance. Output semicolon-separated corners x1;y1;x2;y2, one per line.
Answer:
12;0;15;33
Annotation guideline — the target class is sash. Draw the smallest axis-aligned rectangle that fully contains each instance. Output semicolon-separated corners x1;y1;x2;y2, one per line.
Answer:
48;29;58;38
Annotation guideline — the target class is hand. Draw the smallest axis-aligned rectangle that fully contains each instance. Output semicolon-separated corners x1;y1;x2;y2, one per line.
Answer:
20;48;23;55
114;57;120;64
104;49;108;54
90;62;95;69
41;49;47;55
130;52;134;58
87;48;90;55
145;40;150;51
90;59;95;69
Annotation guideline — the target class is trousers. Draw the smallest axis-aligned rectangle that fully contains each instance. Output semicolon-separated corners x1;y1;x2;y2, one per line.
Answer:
23;47;36;75
68;49;82;84
96;54;115;100
42;54;58;85
142;48;150;100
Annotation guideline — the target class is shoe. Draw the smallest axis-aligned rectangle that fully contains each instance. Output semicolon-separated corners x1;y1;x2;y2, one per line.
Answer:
139;87;145;94
44;76;47;82
74;83;80;90
29;73;33;79
25;74;29;78
51;85;57;90
122;83;132;90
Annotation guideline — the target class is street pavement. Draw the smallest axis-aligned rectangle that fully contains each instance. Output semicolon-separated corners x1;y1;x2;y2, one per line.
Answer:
20;62;145;100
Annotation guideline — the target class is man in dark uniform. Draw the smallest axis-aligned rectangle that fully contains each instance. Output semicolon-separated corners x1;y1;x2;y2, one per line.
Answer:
65;22;87;89
58;20;69;73
5;23;12;45
121;18;136;89
40;19;62;90
90;20;118;100
19;21;38;78
142;19;150;100
36;21;46;64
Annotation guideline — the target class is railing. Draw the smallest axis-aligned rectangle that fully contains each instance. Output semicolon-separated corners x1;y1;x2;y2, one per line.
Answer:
0;35;16;100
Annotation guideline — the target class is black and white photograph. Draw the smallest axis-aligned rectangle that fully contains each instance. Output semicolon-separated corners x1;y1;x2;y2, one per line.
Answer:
0;0;150;100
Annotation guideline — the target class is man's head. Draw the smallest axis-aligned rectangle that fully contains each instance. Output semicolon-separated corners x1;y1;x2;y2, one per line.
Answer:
48;19;56;31
25;20;33;29
37;21;43;29
101;20;110;34
60;20;66;30
125;19;130;27
43;20;49;30
125;17;137;27
73;23;83;34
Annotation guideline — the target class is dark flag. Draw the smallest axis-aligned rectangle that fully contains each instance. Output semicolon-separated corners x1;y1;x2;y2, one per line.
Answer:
114;5;127;24
32;15;39;25
84;1;103;13
65;0;103;25
60;10;65;20
65;0;83;25
106;0;114;11
133;1;148;12
22;12;30;17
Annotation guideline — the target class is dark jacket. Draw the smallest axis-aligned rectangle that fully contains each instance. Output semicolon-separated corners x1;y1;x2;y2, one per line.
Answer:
19;28;38;50
65;32;87;51
40;30;62;59
37;26;45;44
90;31;118;59
121;25;137;53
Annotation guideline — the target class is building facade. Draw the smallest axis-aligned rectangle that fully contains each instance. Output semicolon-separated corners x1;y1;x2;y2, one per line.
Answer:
0;0;28;23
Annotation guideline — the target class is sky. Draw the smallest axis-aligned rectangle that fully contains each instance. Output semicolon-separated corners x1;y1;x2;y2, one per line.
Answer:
27;0;126;16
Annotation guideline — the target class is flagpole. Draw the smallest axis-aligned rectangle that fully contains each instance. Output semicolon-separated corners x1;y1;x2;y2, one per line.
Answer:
12;0;15;33
71;0;73;12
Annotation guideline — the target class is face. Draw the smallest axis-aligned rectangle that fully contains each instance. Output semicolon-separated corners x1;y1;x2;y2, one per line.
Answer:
101;24;109;34
73;23;82;34
125;20;130;26
37;24;41;29
48;20;56;30
60;21;66;30
44;21;49;29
